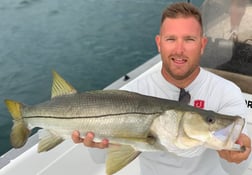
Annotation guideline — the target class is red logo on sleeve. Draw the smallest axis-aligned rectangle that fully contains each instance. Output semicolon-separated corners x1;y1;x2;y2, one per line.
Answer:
194;100;205;109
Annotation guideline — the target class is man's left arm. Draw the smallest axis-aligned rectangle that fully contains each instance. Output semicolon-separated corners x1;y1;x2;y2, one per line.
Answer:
218;133;251;175
218;133;251;164
217;86;252;175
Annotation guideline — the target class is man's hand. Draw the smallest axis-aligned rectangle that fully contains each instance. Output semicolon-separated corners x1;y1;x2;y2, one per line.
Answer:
218;133;251;163
71;130;109;149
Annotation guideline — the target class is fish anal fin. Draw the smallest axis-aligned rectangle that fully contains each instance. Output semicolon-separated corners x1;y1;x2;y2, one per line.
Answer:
106;145;140;175
51;70;77;98
38;129;64;152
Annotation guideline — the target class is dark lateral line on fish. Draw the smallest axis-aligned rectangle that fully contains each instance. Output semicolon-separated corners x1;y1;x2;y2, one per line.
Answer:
23;112;161;119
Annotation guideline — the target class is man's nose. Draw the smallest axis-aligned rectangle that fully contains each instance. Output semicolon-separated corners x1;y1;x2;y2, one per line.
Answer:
174;40;185;54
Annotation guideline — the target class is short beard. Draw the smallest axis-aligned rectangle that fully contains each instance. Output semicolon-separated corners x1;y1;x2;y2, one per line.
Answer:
162;64;199;81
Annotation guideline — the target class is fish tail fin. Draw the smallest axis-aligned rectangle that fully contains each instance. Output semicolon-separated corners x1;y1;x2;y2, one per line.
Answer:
4;99;30;148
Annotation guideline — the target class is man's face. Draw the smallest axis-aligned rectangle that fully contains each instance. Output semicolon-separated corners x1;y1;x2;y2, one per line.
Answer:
156;17;207;80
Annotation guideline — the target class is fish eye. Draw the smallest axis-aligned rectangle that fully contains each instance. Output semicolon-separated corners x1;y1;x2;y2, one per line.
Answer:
206;116;215;124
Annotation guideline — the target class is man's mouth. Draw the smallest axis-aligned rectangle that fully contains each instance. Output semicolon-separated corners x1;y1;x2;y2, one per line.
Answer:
172;57;187;64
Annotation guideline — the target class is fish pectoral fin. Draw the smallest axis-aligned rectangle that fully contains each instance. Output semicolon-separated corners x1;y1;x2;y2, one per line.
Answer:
38;129;64;152
106;145;140;175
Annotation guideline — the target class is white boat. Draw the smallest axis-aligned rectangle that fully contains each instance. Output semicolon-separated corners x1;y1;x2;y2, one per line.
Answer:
1;0;252;174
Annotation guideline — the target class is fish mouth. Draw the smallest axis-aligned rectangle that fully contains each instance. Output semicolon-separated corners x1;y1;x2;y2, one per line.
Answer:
211;118;245;150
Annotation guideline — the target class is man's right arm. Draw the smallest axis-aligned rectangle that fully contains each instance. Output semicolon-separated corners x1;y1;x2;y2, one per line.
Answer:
71;130;108;163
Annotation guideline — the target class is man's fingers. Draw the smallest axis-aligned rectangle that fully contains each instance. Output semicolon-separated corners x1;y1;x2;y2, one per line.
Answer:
83;132;109;148
98;139;109;149
71;130;82;143
238;133;251;147
83;132;95;147
71;131;109;149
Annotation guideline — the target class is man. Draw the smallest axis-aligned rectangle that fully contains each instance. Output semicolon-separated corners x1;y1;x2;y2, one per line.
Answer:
72;2;251;175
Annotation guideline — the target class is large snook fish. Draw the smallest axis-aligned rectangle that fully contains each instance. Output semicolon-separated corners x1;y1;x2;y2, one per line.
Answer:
5;71;245;175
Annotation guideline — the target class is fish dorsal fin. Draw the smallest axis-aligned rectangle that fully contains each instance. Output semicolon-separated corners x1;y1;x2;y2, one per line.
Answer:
106;144;140;175
38;129;64;152
51;70;77;98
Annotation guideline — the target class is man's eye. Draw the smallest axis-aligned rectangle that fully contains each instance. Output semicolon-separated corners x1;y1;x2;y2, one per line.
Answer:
165;38;175;41
185;38;195;41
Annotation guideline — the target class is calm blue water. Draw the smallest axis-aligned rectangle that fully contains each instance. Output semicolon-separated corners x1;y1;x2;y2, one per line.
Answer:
0;0;202;156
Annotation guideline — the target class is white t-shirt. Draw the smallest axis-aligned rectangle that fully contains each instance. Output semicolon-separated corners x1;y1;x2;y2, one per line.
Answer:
120;67;249;175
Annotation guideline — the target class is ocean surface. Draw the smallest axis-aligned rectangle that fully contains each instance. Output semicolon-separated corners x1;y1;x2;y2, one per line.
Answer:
0;0;202;156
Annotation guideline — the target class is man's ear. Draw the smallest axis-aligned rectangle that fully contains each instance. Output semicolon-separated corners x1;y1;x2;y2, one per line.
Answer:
155;35;161;53
200;36;208;55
